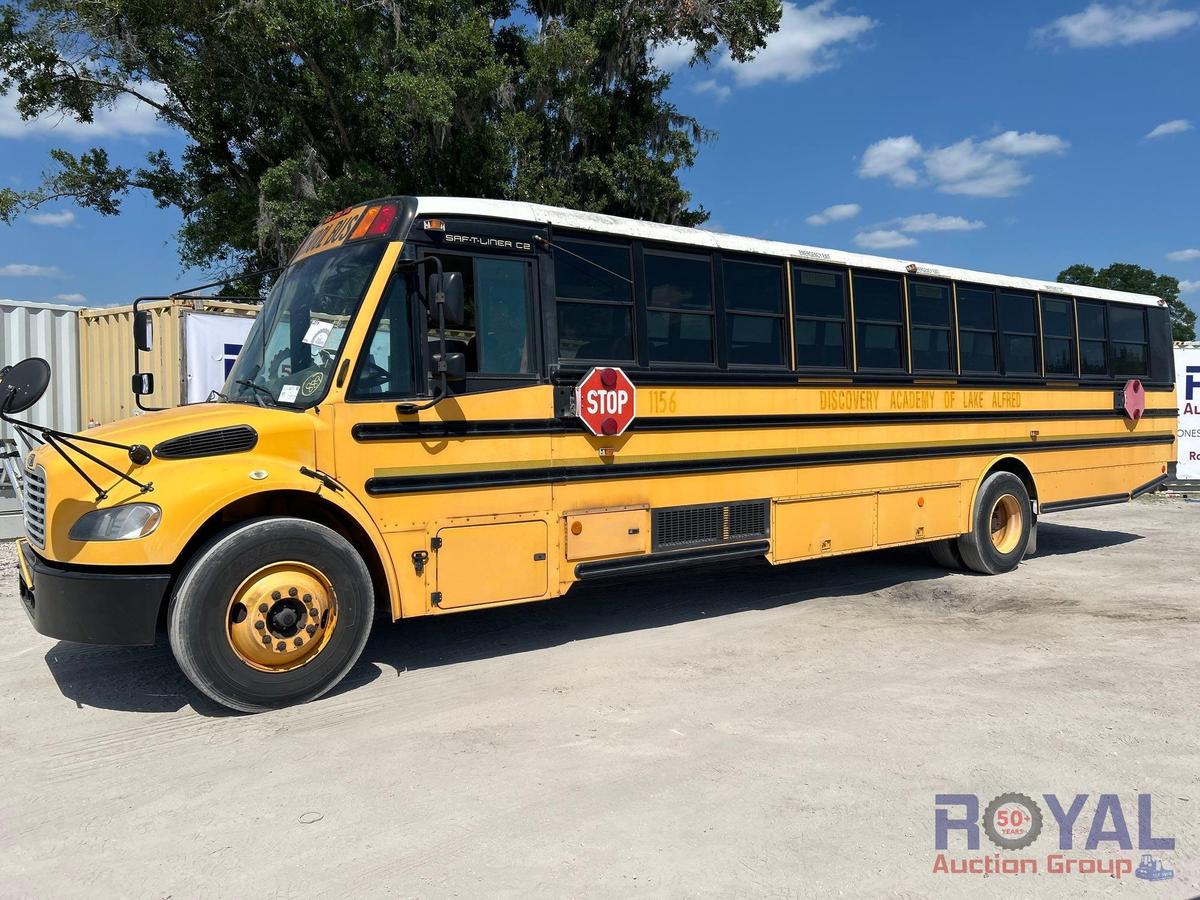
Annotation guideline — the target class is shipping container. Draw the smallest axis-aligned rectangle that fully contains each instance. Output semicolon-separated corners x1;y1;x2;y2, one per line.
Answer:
79;298;259;427
1;299;82;537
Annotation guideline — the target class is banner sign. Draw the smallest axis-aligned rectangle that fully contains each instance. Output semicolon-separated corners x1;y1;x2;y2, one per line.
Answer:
184;312;256;404
1176;346;1200;480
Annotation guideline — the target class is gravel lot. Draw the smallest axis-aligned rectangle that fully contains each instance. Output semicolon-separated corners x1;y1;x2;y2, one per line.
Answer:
1;498;1197;898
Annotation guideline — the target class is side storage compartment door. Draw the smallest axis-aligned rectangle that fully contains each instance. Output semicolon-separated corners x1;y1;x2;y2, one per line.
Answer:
773;494;876;563
434;521;548;609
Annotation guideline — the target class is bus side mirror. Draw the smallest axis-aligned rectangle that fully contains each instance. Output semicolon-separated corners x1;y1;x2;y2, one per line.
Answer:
435;351;466;382
131;372;154;395
134;310;153;352
428;272;465;327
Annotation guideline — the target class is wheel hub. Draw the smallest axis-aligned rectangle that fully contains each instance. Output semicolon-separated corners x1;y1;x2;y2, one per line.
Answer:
989;494;1023;554
226;562;337;672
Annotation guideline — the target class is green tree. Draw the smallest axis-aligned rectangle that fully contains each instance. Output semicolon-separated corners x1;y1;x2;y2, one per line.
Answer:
1058;262;1196;342
0;0;780;277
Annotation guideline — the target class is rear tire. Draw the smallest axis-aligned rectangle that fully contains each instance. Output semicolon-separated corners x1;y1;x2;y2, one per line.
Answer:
956;472;1031;575
928;538;964;570
168;517;374;712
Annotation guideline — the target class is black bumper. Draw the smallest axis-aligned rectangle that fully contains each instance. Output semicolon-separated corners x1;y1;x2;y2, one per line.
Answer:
17;540;170;646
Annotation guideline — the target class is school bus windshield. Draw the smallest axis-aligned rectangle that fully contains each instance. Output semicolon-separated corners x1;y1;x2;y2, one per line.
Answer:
225;240;388;407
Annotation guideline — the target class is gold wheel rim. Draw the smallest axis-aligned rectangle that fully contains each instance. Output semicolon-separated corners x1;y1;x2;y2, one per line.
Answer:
989;494;1023;555
226;561;338;672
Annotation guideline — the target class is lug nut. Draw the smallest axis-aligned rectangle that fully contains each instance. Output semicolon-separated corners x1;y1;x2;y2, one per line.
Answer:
271;591;281;600
276;641;286;651
261;635;271;645
254;621;265;630
303;593;312;603
288;587;298;597
309;608;318;619
306;625;316;636
258;603;268;613
294;637;304;647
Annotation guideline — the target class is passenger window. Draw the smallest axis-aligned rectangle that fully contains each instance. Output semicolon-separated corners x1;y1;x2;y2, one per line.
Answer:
909;280;953;372
723;258;785;367
554;238;635;362
852;273;905;370
998;291;1039;375
956;287;997;373
1077;300;1108;376
793;265;848;369
425;253;535;375
1041;296;1076;376
645;250;714;364
1108;304;1148;377
348;276;414;399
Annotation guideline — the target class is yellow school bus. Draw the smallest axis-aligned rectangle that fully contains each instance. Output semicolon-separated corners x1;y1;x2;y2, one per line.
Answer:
12;197;1176;711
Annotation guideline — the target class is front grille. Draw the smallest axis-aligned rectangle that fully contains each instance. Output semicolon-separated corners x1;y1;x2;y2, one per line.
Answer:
653;499;769;552
154;425;257;460
23;465;46;548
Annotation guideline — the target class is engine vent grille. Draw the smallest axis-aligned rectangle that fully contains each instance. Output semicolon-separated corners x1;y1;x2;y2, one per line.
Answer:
154;425;258;460
652;499;769;552
23;465;46;548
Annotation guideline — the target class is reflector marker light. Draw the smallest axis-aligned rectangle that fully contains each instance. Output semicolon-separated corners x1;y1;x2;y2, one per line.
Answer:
350;206;381;240
366;204;398;237
423;218;446;232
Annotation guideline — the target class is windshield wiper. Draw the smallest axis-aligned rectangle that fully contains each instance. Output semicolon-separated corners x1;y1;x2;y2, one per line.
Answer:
235;379;277;407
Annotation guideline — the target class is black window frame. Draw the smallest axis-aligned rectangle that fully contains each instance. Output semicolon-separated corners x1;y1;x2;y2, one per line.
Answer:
550;234;637;365
997;289;1041;377
955;284;1000;375
720;254;788;369
1107;302;1150;378
851;270;908;373
791;262;851;372
642;245;718;368
907;277;956;375
1076;299;1109;379
1039;293;1078;378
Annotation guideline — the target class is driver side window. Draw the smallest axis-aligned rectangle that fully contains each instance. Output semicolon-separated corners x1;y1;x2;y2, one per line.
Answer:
348;276;415;398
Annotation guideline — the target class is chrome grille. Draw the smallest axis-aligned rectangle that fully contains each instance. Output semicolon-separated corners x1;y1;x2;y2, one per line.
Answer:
23;465;46;548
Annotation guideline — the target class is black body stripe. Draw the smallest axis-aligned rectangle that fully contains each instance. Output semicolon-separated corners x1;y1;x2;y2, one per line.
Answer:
1130;474;1169;498
574;541;770;580
365;432;1175;496
353;407;1176;442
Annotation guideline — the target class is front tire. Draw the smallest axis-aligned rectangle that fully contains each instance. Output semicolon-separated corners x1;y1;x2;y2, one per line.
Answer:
956;472;1031;575
168;517;374;712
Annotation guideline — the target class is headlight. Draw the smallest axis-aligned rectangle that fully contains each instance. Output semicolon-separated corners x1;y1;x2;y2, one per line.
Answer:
69;504;162;541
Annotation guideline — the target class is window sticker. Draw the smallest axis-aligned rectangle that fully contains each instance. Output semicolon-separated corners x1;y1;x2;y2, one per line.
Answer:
279;384;300;403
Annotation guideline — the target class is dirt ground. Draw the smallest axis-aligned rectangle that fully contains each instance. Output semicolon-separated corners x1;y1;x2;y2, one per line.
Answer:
0;498;1197;899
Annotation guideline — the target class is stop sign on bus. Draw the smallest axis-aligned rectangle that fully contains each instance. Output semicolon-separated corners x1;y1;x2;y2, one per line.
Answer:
575;367;636;436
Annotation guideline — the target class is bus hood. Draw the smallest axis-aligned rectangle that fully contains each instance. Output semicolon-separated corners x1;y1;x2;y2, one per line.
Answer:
24;402;319;565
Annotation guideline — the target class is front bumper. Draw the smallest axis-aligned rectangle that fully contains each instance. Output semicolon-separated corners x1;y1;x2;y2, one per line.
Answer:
16;539;170;646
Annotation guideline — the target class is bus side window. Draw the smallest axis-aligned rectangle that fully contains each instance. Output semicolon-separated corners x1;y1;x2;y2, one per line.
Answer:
793;265;849;370
1041;296;1077;376
348;276;415;398
553;238;634;362
644;249;715;365
723;257;786;367
852;272;905;371
1078;300;1108;376
957;286;998;374
908;280;954;373
998;291;1039;375
1108;304;1149;377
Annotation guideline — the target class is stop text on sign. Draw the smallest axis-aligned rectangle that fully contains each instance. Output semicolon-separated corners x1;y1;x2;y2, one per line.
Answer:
575;367;637;437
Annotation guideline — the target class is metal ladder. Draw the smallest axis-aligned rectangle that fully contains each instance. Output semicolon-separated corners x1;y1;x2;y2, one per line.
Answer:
1;438;25;507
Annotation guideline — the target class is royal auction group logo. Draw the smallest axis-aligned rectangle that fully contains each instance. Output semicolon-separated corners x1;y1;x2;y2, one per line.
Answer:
933;793;1175;880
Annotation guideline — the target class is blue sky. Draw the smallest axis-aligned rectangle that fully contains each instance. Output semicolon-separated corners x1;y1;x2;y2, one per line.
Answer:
1;0;1197;318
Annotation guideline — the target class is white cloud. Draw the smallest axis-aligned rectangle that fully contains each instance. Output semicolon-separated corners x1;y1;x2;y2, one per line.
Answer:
1036;3;1200;47
1167;248;1200;261
860;130;1068;198
717;1;876;86
0;263;63;277
893;213;986;233
1180;280;1200;294
982;130;1070;156
859;136;923;187
652;39;696;71
1146;119;1194;139
0;82;168;139
807;202;861;226
692;79;732;103
53;293;87;304
854;229;917;250
27;210;76;227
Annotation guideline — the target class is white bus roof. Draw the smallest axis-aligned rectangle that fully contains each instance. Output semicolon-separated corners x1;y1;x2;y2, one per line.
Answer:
413;197;1163;309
